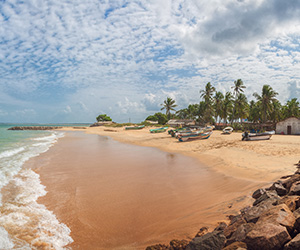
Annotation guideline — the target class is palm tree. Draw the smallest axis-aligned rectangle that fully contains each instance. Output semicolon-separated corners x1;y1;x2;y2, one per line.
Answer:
231;79;246;123
253;85;278;123
221;92;233;124
235;93;249;123
248;100;260;123
270;100;283;123
200;82;216;123
214;91;224;124
161;97;177;120
231;79;246;97
282;98;300;118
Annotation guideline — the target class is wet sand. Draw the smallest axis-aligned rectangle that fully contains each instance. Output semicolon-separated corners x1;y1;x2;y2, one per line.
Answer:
27;131;270;249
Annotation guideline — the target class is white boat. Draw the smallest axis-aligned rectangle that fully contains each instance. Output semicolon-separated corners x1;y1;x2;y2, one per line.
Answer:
222;127;233;134
242;130;275;141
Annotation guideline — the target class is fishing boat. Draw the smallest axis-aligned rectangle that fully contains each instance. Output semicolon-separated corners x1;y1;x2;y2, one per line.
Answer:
125;125;145;130
222;127;233;134
149;126;169;133
178;131;212;142
242;130;275;141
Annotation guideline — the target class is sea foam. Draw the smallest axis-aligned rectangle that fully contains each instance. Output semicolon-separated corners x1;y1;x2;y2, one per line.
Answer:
0;131;73;249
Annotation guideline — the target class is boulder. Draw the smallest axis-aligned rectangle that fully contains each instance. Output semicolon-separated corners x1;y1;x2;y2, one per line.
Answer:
222;241;247;250
284;233;300;250
186;231;226;250
252;188;266;199
274;196;300;212
224;215;246;238
267;182;287;196
256;204;296;233
282;174;300;191
226;223;254;246
146;244;169;250
169;239;189;250
293;208;300;232
253;190;280;206
243;200;275;223
289;181;300;196
244;222;291;250
213;222;227;232
194;227;208;238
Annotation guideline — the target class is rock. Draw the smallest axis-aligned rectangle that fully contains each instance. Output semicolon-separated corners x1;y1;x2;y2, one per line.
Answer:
252;188;266;199
226;223;254;246
253;190;280;206
267;182;287;196
293;208;300;232
289;181;300;196
213;222;227;232
282;174;300;191
244;222;291;250
186;231;226;250
8;126;62;130
243;199;275;223
284;233;300;249
146;244;169;250
224;215;246;239
169;239;189;250
274;196;300;212
194;227;208;238
256;204;296;233
222;241;247;250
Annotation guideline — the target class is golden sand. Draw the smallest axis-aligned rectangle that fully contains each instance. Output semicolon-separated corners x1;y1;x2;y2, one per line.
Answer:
29;127;299;249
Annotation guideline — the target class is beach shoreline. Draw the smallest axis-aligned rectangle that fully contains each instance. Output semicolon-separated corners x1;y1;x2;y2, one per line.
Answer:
26;126;300;249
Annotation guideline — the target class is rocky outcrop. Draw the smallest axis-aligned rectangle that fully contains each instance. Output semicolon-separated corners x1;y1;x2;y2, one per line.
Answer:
146;161;300;250
8;126;62;130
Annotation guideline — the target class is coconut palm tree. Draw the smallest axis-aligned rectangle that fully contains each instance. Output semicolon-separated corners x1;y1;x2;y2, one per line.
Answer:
248;100;260;123
282;98;300;118
214;91;224;124
231;79;246;123
221;92;233;124
253;85;278;123
235;93;249;123
200;82;216;123
161;97;177;120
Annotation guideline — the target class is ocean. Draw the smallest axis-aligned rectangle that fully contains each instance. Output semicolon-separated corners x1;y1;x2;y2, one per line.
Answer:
0;124;87;249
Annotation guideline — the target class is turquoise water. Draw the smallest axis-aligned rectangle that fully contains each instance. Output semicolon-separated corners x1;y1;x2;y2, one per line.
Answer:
0;124;76;249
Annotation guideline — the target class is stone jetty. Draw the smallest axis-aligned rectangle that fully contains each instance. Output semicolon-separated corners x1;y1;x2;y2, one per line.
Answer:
146;161;300;250
8;126;62;130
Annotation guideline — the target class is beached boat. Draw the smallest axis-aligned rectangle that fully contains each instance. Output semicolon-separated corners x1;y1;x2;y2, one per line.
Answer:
222;127;233;134
125;125;145;130
178;131;212;142
242;130;275;141
149;126;169;133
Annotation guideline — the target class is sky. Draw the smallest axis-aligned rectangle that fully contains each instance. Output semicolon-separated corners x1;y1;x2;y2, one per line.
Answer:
0;0;300;123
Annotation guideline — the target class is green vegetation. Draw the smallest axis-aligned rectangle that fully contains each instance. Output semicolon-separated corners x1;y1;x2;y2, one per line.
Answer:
161;97;177;120
145;81;299;130
146;112;168;125
96;114;112;122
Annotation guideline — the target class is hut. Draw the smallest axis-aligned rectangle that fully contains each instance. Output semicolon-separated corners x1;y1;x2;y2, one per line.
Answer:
276;117;300;135
167;119;195;128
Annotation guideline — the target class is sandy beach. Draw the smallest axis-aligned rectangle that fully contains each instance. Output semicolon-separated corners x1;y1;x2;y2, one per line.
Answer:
27;127;300;249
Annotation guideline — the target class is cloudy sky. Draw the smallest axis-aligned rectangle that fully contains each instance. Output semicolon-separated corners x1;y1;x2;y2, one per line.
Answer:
0;0;300;123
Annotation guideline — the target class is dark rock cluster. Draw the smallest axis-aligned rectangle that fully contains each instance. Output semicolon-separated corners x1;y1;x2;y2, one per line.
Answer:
8;126;62;130
146;161;300;250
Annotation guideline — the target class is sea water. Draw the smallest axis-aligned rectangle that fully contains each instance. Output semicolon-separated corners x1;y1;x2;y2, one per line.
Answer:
0;124;74;249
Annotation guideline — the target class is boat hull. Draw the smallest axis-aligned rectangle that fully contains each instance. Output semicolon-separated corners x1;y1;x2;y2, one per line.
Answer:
242;131;275;141
178;131;212;142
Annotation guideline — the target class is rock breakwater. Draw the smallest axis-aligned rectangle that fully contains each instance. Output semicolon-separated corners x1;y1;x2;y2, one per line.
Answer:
147;161;300;250
8;126;62;130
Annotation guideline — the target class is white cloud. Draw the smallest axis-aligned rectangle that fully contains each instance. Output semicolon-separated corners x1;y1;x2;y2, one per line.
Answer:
0;0;299;123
